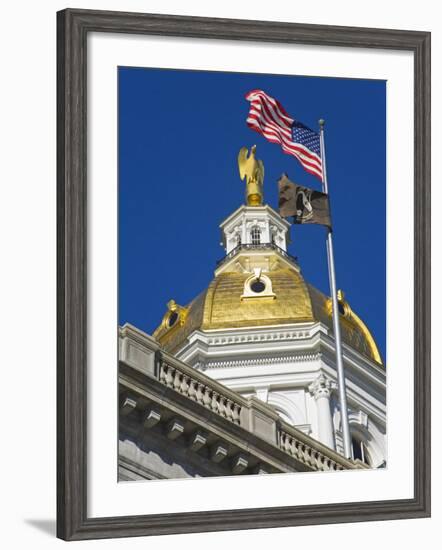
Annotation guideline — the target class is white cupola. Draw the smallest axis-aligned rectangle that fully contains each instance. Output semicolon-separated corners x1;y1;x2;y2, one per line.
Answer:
215;204;297;276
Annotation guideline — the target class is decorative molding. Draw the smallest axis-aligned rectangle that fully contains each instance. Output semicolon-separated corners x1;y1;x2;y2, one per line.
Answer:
206;330;314;345
143;408;162;428
308;373;336;400
198;353;321;370
349;409;369;429
120;396;137;415
189;430;208;452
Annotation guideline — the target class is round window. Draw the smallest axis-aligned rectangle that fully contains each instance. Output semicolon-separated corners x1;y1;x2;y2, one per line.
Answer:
250;279;266;293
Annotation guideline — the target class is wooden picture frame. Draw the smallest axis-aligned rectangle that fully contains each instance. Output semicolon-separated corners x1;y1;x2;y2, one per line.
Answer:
57;8;431;541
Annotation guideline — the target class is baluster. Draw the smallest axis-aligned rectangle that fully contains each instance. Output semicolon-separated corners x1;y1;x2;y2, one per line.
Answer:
195;383;204;404
159;362;167;384
285;434;294;454
173;370;182;392
165;366;174;387
300;444;308;466
202;387;212;408
217;396;226;417
187;379;197;400
180;375;190;395
289;437;297;457
211;391;219;413
224;400;233;422
285;435;293;454
290;438;299;459
232;403;241;424
312;451;320;470
323;455;331;471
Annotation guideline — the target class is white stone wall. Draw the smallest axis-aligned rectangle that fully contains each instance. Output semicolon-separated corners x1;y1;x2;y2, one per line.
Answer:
176;323;386;466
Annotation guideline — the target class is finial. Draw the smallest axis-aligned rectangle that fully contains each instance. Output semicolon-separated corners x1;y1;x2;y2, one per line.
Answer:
253;267;262;281
318;118;325;128
238;145;265;206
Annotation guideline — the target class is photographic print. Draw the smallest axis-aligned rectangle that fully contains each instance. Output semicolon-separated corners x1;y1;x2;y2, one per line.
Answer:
118;66;386;481
57;9;431;540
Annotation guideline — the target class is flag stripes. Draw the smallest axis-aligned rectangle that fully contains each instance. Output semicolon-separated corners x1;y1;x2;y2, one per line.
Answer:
245;89;323;180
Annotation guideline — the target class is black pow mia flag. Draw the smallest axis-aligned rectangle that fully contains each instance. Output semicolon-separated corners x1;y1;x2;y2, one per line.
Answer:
278;173;331;228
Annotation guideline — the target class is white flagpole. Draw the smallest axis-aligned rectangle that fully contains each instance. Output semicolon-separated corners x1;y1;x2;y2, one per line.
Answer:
318;119;352;459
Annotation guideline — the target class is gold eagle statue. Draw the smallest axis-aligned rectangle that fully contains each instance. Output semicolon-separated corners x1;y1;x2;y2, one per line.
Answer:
238;145;264;206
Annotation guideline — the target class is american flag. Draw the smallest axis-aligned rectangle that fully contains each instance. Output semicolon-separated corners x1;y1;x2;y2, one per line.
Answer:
245;89;323;180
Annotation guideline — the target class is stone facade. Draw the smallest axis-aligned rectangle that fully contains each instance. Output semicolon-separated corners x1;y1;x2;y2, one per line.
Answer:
119;324;367;480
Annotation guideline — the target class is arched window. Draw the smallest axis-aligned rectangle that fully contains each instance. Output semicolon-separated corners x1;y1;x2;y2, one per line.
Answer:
351;436;369;465
251;226;261;245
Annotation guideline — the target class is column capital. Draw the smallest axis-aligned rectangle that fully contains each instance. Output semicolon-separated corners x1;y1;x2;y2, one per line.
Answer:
309;373;336;400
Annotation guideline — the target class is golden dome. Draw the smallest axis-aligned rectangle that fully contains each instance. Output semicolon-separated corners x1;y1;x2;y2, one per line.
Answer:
153;268;383;365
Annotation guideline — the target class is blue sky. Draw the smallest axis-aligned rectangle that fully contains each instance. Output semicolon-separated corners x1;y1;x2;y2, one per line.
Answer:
118;67;386;359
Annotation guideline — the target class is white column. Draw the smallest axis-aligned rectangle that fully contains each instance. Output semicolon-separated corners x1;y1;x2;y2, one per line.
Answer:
309;374;336;450
243;220;248;244
264;218;270;243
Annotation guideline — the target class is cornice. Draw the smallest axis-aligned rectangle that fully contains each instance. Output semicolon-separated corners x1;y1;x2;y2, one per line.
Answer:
220;204;291;232
179;325;386;386
182;324;323;352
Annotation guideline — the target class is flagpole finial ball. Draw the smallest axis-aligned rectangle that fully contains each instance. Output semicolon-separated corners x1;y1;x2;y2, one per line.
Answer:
318;118;325;127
